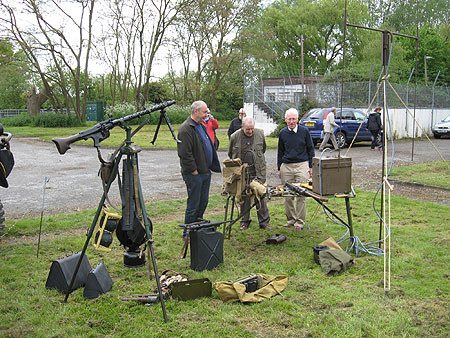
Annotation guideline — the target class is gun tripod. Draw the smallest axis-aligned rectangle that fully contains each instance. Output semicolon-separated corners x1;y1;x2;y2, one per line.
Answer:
64;124;168;322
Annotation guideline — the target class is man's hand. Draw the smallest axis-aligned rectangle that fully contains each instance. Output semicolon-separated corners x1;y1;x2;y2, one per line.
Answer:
192;169;198;175
309;168;313;178
278;170;281;178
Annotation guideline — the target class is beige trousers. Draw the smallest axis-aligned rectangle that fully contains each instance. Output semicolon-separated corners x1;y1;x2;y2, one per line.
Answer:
319;132;338;150
280;161;310;226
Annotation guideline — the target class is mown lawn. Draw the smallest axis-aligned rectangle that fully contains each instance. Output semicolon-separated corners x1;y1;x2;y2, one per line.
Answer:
1;189;449;337
6;121;280;151
389;160;450;189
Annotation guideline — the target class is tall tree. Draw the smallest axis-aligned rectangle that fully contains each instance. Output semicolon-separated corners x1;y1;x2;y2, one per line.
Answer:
167;0;261;111
0;38;29;109
384;0;450;31
0;0;95;119
97;0;188;110
245;0;370;74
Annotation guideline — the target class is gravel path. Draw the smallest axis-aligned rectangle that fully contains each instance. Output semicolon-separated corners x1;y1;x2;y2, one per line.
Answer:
2;137;449;220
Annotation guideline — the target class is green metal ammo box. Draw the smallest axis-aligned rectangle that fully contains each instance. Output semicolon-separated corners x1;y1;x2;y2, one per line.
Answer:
312;156;352;196
170;278;212;301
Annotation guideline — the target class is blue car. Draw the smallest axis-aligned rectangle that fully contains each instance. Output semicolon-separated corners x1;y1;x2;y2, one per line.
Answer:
300;108;374;148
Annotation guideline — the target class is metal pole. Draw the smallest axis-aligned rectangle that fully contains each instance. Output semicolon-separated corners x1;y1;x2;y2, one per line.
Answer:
424;55;428;86
368;63;374;107
376;68;383;106
406;68;415;132
301;34;305;104
412;20;419;162
36;177;50;258
431;71;440;129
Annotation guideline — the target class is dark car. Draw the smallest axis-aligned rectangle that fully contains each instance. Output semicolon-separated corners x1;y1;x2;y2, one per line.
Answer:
300;107;374;148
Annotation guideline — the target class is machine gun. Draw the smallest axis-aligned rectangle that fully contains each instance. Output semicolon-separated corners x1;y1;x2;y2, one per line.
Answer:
52;101;179;322
52;100;177;155
284;181;328;202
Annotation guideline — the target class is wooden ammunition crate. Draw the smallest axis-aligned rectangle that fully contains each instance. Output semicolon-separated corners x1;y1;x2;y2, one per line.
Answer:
312;156;352;196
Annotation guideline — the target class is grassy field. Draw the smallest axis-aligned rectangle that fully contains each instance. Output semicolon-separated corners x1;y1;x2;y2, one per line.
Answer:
7;121;280;151
389;161;450;189
1;188;449;337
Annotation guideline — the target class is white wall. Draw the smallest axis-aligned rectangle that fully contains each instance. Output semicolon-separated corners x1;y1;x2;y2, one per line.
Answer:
245;103;450;139
382;108;450;138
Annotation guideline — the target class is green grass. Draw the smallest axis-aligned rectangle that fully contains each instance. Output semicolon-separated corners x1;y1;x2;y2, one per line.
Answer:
389;161;450;189
8;122;280;151
1;191;449;337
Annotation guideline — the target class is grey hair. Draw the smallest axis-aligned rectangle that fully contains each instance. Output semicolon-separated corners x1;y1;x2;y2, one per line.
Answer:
191;100;206;114
242;116;255;128
285;108;299;118
331;107;337;112
239;108;246;114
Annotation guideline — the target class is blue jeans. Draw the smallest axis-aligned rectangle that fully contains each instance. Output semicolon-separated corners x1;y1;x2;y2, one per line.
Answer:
182;172;211;236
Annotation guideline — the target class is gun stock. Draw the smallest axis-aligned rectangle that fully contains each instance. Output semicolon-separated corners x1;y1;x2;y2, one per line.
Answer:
52;123;110;155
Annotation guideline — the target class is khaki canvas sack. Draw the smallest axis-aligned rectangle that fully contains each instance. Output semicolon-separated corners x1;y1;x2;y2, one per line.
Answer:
215;274;288;303
222;158;248;203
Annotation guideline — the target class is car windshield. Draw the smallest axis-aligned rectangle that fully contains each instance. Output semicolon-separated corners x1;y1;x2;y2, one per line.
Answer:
303;108;325;120
443;115;450;122
354;111;367;120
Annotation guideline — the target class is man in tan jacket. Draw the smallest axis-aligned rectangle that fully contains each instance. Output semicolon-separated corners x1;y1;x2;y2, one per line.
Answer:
319;107;339;151
228;117;270;230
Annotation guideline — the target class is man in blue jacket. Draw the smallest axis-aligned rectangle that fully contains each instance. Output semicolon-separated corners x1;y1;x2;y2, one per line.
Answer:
177;100;221;238
277;108;315;232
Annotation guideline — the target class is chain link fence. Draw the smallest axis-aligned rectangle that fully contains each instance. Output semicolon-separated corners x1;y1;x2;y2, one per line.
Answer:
245;75;450;118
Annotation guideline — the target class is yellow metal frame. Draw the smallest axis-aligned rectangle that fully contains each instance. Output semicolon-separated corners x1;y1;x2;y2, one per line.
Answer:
92;206;122;252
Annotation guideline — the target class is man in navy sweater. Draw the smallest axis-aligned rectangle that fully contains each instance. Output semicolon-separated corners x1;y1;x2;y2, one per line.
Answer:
277;108;315;232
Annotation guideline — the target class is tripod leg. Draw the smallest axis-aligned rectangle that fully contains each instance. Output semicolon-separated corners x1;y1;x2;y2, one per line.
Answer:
147;240;168;322
64;154;121;302
133;153;168;322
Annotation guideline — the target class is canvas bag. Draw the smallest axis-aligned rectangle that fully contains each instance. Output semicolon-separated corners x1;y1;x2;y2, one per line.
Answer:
318;249;353;276
215;274;288;303
222;158;248;203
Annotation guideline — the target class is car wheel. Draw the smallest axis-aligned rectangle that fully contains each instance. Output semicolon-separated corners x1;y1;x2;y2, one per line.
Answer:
433;134;441;139
335;131;346;148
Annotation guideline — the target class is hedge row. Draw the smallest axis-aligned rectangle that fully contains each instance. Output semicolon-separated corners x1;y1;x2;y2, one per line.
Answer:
1;103;234;128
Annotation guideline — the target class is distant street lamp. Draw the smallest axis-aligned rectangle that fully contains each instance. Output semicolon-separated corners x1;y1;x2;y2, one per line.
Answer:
424;55;432;86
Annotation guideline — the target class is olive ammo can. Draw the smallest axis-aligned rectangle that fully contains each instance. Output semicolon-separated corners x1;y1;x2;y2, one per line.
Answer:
312;156;352;196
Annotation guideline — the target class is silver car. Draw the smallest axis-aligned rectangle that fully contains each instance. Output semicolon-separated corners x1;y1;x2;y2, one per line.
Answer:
432;115;450;138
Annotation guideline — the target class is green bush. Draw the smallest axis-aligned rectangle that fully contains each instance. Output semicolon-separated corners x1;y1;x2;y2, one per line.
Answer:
0;112;82;127
0;112;32;126
32;112;83;127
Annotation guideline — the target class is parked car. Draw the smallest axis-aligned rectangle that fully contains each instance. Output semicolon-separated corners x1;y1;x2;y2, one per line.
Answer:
300;107;375;148
431;115;450;138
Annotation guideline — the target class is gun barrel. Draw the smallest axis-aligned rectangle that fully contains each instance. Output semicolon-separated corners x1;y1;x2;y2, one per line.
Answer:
112;100;176;125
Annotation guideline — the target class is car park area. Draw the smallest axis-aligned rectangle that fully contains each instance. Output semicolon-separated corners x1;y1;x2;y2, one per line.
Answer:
300;108;377;148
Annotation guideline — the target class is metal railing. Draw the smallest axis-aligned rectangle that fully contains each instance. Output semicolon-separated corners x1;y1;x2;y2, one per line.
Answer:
0;108;76;119
0;109;25;118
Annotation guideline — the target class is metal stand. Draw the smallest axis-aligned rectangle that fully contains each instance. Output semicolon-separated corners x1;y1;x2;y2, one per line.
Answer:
63;125;168;322
279;183;356;252
222;194;257;239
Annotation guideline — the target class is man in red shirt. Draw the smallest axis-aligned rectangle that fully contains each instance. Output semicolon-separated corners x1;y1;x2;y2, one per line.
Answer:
202;109;220;150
